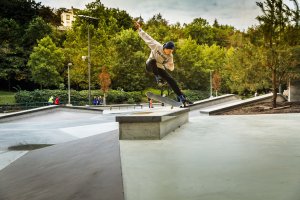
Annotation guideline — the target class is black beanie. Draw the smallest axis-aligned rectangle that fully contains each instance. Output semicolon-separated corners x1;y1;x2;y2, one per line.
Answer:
163;41;175;50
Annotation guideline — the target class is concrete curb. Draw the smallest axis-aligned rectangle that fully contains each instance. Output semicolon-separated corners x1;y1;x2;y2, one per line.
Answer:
0;106;103;123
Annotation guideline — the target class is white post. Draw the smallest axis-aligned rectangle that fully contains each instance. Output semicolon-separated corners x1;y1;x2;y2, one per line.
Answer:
88;25;91;106
210;70;213;98
77;15;99;106
67;63;72;106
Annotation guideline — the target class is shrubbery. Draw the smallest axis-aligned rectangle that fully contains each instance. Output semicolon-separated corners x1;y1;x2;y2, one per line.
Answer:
14;89;208;105
182;90;211;101
15;89;143;105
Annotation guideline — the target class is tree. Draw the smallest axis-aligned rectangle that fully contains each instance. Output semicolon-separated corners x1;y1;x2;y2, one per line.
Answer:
27;36;65;88
0;0;39;25
0;0;60;26
224;43;270;95
212;71;221;96
23;17;52;49
0;18;27;90
183;18;215;45
256;0;293;107
110;29;149;91
99;66;111;105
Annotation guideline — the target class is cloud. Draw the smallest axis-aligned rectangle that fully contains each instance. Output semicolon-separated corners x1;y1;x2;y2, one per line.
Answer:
39;0;270;30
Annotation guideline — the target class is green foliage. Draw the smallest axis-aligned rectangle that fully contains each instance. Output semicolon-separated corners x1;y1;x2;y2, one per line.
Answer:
182;90;210;101
0;18;28;90
27;36;65;88
106;90;142;103
15;89;142;104
224;44;270;94
22;17;52;48
0;18;21;46
256;0;299;107
0;0;40;25
110;29;150;91
175;38;226;91
0;91;16;104
183;18;215;45
1;0;299;99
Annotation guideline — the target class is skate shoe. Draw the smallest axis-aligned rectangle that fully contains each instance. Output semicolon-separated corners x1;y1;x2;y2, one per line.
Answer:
178;95;193;107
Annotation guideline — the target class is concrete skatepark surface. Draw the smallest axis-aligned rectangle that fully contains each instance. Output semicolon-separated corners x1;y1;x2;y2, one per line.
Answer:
0;131;124;200
121;113;300;200
1;101;300;200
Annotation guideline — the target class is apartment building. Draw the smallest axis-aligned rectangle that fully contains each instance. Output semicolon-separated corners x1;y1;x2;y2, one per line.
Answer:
60;7;79;29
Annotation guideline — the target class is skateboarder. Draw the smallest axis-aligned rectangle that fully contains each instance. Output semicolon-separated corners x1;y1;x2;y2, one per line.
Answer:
134;21;190;105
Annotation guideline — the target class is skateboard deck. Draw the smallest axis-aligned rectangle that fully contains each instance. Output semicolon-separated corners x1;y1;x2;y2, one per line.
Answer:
146;92;182;107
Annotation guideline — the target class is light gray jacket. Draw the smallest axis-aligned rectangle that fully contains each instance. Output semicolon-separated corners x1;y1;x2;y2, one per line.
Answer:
138;28;174;71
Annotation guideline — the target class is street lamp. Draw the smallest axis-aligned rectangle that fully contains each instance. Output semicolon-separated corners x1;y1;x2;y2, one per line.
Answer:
77;15;99;105
67;63;72;106
210;70;213;99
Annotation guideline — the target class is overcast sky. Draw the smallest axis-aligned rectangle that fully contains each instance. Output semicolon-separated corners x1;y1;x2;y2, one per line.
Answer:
38;0;295;30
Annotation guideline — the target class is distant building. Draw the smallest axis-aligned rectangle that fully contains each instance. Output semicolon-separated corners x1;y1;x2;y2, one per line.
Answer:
59;7;79;30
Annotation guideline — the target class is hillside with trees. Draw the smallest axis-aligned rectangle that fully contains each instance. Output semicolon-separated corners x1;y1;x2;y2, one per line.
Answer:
1;0;299;107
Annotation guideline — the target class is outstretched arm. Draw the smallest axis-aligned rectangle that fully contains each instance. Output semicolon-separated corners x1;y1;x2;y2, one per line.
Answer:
134;21;161;50
134;21;141;30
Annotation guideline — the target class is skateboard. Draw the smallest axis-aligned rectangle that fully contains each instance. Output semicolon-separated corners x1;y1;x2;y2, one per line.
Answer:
146;92;182;108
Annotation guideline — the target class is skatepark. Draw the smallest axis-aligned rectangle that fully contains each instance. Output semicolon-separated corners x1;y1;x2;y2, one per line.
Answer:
1;94;300;200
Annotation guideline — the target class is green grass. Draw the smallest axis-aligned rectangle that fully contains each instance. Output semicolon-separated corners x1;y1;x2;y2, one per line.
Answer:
0;91;16;104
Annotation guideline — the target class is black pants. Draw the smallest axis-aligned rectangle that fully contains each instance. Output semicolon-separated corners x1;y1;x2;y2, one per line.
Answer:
146;59;182;96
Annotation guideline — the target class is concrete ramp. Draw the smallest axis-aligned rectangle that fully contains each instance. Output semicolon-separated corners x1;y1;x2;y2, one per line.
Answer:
200;93;287;115
0;131;124;200
189;94;240;111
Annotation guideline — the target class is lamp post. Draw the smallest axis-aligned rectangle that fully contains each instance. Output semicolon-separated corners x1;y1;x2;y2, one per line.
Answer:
210;70;213;99
67;63;72;106
77;15;99;105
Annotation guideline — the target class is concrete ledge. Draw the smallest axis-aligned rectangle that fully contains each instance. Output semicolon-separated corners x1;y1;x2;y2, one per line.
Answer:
0;106;103;123
116;108;189;140
189;94;240;111
92;104;143;110
200;93;287;115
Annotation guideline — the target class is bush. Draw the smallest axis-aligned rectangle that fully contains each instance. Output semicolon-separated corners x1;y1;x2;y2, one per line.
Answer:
15;89;143;104
127;98;135;104
182;90;210;101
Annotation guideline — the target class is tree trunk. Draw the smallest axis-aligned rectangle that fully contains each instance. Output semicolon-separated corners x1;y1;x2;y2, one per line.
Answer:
272;68;277;108
103;93;107;105
8;79;11;92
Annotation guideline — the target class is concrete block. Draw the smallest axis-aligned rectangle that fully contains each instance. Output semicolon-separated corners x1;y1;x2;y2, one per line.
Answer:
290;80;300;102
116;108;189;140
